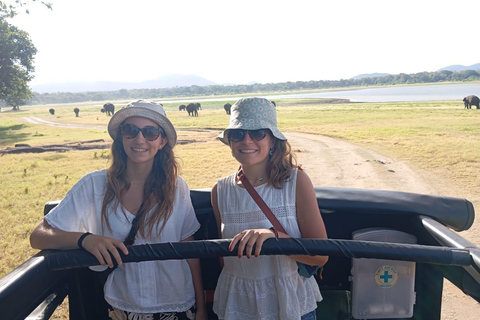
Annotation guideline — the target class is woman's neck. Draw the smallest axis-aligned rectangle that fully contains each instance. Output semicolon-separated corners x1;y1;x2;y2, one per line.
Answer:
126;162;153;185
240;165;268;186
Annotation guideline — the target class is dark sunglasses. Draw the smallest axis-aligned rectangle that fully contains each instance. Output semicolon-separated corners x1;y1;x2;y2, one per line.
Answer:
227;129;269;142
120;123;165;141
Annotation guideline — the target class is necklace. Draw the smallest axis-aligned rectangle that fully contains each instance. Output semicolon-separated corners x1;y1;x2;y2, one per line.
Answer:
247;177;264;182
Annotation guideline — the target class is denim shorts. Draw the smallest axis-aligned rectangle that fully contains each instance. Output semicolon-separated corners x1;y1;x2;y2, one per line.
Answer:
301;310;317;320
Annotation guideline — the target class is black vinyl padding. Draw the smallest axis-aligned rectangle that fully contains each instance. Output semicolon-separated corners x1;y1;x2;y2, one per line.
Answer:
312;187;474;231
46;238;473;271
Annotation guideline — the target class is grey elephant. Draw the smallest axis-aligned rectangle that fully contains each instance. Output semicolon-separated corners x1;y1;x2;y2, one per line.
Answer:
463;95;479;109
101;103;115;116
73;108;80;117
179;105;186;111
49;108;55;115
224;103;232;115
186;103;199;116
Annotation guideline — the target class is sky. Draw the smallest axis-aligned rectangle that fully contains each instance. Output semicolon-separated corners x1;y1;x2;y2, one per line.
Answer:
8;0;480;86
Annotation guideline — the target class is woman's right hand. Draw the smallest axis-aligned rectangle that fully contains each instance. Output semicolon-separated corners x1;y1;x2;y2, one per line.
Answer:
81;234;129;268
229;228;277;259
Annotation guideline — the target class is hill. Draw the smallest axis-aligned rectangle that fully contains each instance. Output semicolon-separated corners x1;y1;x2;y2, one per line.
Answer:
351;73;391;79
31;74;217;94
437;63;480;72
352;63;480;80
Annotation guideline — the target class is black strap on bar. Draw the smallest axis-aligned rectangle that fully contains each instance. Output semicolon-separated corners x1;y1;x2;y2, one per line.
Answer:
123;201;146;246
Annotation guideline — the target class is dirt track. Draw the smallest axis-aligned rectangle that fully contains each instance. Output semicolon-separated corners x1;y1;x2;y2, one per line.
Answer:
286;132;437;194
21;116;107;130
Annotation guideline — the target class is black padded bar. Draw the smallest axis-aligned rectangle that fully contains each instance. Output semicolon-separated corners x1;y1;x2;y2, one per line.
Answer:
47;238;473;270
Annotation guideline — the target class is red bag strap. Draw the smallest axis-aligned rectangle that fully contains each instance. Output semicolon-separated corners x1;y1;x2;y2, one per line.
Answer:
237;167;287;234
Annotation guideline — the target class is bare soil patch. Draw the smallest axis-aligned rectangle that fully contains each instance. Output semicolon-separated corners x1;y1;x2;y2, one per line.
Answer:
20;116;107;130
0;139;111;154
287;132;437;194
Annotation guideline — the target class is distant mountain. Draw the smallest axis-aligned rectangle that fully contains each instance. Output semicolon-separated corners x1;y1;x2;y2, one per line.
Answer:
31;74;217;94
351;73;391;80
351;64;480;80
437;63;480;72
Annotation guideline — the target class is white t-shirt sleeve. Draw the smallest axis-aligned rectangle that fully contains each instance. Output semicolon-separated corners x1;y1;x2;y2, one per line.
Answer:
44;171;105;233
177;177;200;240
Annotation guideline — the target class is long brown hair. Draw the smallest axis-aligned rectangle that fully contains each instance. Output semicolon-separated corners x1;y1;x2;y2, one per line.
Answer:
267;137;300;189
101;133;178;238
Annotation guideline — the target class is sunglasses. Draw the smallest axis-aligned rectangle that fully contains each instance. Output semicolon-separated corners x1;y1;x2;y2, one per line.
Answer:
120;123;165;141
227;129;269;142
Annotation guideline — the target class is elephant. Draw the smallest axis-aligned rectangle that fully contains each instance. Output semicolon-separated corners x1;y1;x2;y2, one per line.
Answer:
224;103;232;115
73;108;80;117
49;108;55;115
271;100;276;107
186;103;200;116
101;103;115;116
179;105;186;111
463;95;479;109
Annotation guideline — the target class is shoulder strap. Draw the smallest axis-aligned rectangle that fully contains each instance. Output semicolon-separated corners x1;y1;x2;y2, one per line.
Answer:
124;201;146;246
237;167;287;234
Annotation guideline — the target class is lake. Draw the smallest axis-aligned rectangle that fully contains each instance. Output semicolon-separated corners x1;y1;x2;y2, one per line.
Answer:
157;83;480;104
266;83;480;103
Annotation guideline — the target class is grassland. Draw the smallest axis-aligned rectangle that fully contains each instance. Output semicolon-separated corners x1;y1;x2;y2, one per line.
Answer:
1;98;479;281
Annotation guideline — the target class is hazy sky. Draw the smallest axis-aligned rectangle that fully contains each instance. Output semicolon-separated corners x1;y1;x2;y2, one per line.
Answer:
9;0;480;86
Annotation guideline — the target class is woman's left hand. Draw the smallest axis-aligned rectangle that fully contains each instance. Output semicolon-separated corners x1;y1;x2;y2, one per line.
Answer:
229;228;276;259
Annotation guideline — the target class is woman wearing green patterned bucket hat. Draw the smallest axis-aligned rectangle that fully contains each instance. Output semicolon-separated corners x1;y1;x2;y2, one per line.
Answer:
218;97;286;144
212;97;328;320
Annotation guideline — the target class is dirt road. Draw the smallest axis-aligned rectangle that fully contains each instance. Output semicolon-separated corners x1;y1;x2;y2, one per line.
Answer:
286;132;437;194
21;116;107;130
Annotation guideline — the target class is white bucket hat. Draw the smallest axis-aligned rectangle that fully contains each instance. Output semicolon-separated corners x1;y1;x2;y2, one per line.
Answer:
108;99;177;147
218;97;286;145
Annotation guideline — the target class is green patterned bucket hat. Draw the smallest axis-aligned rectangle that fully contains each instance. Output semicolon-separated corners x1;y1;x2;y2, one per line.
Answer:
218;97;286;145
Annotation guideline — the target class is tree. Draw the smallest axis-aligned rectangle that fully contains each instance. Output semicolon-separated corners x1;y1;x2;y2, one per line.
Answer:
0;1;51;109
1;1;52;18
0;18;37;109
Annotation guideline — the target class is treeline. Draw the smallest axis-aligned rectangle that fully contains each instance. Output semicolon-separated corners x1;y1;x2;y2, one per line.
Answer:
28;69;480;105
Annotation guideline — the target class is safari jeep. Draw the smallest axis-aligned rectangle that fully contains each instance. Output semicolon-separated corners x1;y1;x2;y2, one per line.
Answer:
1;187;479;319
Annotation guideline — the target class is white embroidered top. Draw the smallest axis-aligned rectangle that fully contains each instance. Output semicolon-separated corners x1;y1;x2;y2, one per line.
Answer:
213;169;322;320
45;169;200;313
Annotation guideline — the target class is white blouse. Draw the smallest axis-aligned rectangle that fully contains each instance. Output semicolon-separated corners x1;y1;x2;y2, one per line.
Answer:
45;169;200;313
213;169;322;320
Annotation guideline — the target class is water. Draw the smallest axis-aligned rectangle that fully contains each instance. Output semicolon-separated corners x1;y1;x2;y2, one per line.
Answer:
156;83;480;104
266;83;480;103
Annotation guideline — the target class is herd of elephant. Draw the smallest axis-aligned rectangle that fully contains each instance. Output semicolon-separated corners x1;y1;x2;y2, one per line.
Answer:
463;95;480;109
47;100;279;118
48;103;116;117
179;100;276;116
44;97;479;119
178;102;202;117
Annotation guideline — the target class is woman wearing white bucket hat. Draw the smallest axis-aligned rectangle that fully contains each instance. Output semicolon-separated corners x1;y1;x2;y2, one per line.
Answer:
212;97;329;320
31;100;205;320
